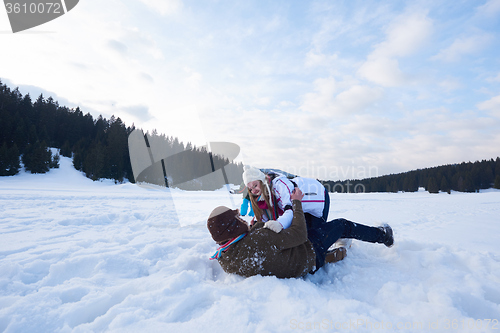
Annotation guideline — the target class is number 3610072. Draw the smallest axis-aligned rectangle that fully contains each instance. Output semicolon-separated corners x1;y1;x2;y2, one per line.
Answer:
5;2;62;14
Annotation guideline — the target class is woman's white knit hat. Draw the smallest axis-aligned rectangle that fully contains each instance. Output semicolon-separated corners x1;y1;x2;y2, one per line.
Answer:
242;165;266;185
242;165;273;207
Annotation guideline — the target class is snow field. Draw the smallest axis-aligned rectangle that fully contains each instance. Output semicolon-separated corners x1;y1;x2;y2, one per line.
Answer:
1;156;499;332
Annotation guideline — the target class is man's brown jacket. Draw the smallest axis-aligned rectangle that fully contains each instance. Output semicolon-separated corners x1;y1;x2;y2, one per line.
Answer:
218;200;316;278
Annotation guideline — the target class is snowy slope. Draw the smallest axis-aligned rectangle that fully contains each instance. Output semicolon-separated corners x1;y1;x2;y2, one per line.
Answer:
1;156;499;332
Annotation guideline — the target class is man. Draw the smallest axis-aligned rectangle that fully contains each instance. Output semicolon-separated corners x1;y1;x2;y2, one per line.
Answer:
207;188;394;278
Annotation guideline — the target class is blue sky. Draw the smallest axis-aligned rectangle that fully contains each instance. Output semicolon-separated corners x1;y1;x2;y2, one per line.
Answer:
1;0;500;180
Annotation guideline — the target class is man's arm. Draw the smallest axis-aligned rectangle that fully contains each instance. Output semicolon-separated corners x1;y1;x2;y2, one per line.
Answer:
273;189;309;249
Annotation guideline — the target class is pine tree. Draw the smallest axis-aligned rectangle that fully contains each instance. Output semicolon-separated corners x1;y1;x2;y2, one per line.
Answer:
457;176;465;192
13;119;28;152
390;180;398;193
49;152;60;169
60;141;72;157
440;176;450;194
494;175;500;190
7;144;21;175
22;141;51;173
106;117;127;181
495;158;500;181
481;162;494;189
427;177;439;194
463;175;475;193
0;143;13;176
83;141;107;180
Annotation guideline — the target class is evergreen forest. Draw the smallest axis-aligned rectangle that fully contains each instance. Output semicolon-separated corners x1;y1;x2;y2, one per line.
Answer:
1;79;499;193
0;79;243;189
320;158;500;194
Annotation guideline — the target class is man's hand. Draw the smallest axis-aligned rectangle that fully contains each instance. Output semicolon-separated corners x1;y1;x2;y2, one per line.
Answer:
290;188;304;201
264;220;283;233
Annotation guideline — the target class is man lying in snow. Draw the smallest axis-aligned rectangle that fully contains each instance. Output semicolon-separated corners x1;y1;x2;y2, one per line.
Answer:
207;188;394;278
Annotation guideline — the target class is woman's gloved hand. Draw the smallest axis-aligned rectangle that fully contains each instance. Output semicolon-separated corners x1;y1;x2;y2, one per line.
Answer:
264;220;283;233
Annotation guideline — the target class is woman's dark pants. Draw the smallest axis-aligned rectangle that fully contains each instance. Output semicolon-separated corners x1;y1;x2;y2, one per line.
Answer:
305;190;383;271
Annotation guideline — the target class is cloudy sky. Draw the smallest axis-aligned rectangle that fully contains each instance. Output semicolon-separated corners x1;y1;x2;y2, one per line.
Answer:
1;0;500;180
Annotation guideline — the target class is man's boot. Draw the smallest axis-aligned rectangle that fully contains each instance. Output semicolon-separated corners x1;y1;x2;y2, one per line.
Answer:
325;247;347;263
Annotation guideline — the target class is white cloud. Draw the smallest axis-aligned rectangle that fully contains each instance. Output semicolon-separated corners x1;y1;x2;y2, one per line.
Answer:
254;97;271;106
477;95;500;118
486;72;500;83
183;68;203;90
432;34;493;62
139;72;154;83
300;77;338;114
278;100;295;108
107;39;128;55
474;0;500;19
439;78;463;92
120;104;153;122
371;11;433;59
304;50;339;69
358;58;406;87
300;77;383;117
138;0;182;16
336;85;384;114
341;108;500;176
358;10;433;87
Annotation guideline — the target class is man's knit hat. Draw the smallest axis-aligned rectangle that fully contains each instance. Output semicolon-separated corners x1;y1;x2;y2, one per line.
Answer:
207;206;249;243
242;165;266;185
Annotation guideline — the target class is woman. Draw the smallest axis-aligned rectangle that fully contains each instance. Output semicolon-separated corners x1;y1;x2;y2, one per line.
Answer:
242;166;328;232
242;166;390;265
219;167;394;272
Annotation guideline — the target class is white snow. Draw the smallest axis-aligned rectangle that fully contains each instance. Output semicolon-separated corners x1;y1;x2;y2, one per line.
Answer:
1;156;500;332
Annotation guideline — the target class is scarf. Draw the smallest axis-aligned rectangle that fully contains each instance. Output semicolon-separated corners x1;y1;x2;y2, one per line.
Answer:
257;193;282;221
210;233;247;260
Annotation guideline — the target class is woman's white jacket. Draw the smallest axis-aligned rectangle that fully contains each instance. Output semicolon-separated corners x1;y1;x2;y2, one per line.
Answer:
266;176;326;229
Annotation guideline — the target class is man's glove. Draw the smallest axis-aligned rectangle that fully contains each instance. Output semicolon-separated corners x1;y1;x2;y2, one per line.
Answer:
264;220;283;233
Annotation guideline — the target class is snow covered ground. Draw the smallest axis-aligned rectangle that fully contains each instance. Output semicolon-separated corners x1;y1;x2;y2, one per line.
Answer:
1;156;499;332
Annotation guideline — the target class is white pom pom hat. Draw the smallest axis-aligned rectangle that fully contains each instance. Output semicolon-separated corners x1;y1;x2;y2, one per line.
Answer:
242;165;266;185
242;166;273;207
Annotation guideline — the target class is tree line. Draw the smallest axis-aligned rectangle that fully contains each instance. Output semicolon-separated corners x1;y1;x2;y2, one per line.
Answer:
320;158;500;193
0;79;243;189
3;78;498;193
